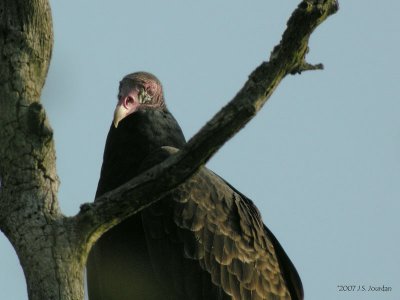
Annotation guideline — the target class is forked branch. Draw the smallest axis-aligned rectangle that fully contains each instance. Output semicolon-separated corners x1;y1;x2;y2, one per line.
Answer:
74;0;339;253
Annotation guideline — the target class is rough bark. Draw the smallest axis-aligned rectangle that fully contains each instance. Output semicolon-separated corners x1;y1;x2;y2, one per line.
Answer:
0;1;84;299
0;0;339;299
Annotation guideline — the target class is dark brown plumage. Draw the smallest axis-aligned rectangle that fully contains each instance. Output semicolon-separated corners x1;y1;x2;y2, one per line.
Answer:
87;72;303;300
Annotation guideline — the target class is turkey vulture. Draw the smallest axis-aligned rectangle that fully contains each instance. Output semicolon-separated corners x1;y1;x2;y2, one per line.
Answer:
87;72;303;300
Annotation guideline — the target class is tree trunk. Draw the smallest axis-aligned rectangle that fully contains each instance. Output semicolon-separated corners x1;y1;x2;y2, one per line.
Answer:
0;1;85;299
0;0;338;299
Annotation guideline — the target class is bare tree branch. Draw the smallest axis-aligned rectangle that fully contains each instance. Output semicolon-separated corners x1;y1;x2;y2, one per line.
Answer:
74;0;340;251
0;0;339;298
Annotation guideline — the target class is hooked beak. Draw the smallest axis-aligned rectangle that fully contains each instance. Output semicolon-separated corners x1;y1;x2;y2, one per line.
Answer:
113;104;128;128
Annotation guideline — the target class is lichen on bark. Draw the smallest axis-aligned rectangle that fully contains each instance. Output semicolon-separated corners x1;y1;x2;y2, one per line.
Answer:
0;0;339;299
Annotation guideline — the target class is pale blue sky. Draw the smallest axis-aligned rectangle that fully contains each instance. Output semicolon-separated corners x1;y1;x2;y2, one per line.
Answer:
1;1;399;299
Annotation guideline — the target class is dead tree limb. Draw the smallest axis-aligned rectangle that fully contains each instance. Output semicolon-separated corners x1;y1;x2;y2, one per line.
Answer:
0;1;339;299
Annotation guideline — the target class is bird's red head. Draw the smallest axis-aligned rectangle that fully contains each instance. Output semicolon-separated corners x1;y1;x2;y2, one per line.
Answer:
113;72;166;128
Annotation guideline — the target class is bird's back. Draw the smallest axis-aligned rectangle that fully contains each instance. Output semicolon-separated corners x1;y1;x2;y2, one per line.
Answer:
87;109;188;300
87;108;303;300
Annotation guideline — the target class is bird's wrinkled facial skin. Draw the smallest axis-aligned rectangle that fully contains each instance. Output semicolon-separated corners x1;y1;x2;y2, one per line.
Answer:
113;86;141;128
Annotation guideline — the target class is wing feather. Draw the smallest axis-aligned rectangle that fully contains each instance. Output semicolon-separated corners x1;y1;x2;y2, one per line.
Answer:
140;147;301;300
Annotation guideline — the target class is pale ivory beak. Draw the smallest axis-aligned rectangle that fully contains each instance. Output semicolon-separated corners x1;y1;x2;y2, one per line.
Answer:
113;104;127;128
